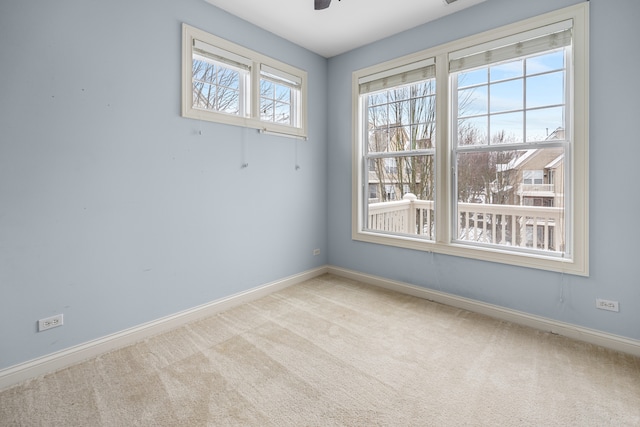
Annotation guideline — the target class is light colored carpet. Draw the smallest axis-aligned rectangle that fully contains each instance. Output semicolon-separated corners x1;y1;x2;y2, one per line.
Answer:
1;274;639;426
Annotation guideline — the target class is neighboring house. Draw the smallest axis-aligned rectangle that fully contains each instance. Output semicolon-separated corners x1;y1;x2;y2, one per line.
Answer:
493;128;565;209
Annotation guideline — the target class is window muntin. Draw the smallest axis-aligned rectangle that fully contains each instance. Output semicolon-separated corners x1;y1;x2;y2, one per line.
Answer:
352;4;588;275
182;24;307;138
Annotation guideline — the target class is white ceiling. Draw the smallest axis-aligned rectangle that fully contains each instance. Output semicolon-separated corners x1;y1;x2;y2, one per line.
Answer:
204;0;486;58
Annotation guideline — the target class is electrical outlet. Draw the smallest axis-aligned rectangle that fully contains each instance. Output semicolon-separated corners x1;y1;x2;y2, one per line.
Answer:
596;299;619;312
313;248;321;256
38;314;64;332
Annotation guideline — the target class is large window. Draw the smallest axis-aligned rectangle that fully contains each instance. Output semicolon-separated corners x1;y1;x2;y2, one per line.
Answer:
182;24;307;138
352;4;588;275
360;59;436;238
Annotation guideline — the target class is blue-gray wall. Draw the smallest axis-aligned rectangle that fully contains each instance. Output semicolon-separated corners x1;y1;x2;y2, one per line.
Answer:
328;0;640;341
1;0;638;371
0;0;328;370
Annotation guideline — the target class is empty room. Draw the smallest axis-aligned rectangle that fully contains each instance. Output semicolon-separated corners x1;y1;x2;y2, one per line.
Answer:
1;0;639;425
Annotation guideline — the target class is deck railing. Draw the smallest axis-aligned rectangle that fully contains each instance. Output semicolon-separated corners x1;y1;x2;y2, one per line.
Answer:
367;193;564;251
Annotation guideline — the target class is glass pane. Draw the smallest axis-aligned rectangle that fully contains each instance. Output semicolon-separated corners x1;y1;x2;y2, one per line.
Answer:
458;117;488;146
260;98;273;121
391;101;411;126
366;155;435;239
368;125;390;153
491;112;523;143
490;59;523;82
275;102;291;124
458;68;487;88
413;95;436;124
218;87;239;114
412;80;436;97
192;82;213;109
260;79;273;97
389;87;409;101
369;92;388;105
526;50;564;74
217;67;239;89
456;147;565;252
382;125;412;151
368;105;389;129
526;71;564;109
192;60;216;83
412;124;435;149
275;84;290;102
490;79;523;113
458;86;488;117
526;107;564;142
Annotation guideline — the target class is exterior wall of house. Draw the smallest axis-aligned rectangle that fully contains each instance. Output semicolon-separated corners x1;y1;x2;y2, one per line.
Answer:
0;0;328;370
328;0;640;341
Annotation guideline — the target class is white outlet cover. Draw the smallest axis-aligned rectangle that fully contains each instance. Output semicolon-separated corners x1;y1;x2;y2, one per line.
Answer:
38;314;64;331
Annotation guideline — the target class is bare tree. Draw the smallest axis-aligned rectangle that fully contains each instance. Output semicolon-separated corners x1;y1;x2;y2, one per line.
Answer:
192;59;241;113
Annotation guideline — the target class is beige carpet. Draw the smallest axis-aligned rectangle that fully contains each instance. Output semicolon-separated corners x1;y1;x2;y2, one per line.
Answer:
1;274;639;426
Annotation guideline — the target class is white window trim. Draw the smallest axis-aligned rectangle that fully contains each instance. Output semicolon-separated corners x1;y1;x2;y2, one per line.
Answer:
351;3;589;276
182;24;308;139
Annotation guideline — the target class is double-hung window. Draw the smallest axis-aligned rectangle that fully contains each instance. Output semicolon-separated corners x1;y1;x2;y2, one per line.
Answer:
182;24;307;138
358;59;437;238
450;20;572;255
352;3;588;275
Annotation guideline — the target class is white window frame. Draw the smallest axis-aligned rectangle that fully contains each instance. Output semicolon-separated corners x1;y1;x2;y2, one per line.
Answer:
182;24;308;139
352;3;589;276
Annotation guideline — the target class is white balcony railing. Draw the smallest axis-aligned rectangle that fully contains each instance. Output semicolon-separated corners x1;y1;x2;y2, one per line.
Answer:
518;184;555;193
367;193;564;251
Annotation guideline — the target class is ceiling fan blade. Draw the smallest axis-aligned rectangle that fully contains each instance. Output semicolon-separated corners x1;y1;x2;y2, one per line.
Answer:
315;0;331;10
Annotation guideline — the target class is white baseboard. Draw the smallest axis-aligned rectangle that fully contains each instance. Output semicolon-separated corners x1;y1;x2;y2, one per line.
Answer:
328;266;640;358
0;266;329;391
3;265;637;391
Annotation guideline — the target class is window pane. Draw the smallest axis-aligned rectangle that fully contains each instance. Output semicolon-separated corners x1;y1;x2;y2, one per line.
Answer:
390;101;411;126
217;67;239;89
458;86;488;117
526;50;564;74
368;125;390;153
456;147;565;252
526;107;564;142
369;105;389;130
260;79;273;96
526;71;564;108
275;102;291;124
369;92;388;106
458;68;487;88
490;112;523;143
276;85;290;101
413;95;436;124
490;79;523;113
412;80;436;97
490;59;523;82
389;87;410;101
413;124;435;149
260;98;273;121
458;117;488;146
